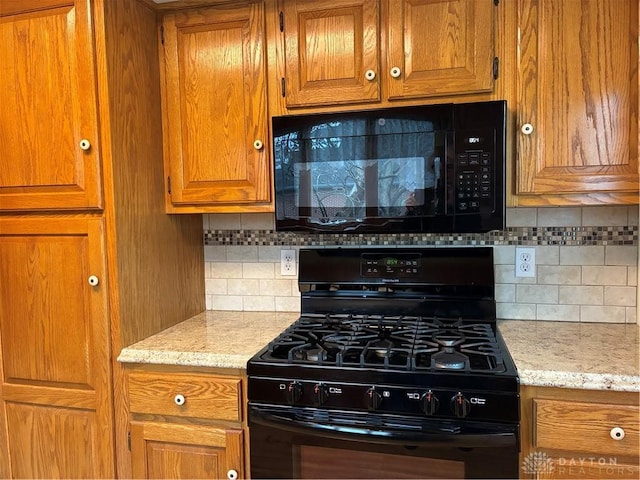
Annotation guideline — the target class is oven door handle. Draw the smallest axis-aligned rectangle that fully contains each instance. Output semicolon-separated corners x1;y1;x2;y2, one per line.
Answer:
249;408;517;448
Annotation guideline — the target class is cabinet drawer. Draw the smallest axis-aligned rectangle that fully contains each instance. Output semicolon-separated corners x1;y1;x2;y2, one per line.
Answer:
128;371;242;422
534;399;639;457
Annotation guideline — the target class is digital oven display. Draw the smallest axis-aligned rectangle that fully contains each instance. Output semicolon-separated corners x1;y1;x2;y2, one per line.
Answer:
361;253;421;278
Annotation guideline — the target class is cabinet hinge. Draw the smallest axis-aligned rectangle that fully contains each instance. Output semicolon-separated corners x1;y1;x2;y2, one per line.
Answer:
279;11;284;32
281;77;286;97
493;57;499;80
167;176;171;195
160;25;165;45
127;431;131;451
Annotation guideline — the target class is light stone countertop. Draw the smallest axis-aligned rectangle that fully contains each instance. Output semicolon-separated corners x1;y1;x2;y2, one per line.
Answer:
118;312;640;392
498;319;639;392
117;310;299;369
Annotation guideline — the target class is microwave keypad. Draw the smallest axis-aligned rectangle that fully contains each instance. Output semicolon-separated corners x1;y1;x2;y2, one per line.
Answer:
456;152;492;213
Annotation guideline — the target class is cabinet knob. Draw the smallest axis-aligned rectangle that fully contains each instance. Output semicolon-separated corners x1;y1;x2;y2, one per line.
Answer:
365;69;376;81
610;427;625;440
253;139;263;150
390;66;402;78
174;394;186;406
520;123;534;135
227;469;238;480
79;139;92;151
88;275;99;287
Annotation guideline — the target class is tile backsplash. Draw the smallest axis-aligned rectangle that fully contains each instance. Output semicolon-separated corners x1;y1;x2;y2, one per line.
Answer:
203;206;639;323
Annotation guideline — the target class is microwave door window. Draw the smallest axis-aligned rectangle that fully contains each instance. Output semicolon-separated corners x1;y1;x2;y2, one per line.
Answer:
295;159;367;225
273;117;448;230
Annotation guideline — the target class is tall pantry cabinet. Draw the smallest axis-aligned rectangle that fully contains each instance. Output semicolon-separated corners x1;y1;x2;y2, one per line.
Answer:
0;0;205;478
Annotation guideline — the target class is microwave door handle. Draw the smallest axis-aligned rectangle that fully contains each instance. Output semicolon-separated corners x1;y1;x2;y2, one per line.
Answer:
249;408;517;449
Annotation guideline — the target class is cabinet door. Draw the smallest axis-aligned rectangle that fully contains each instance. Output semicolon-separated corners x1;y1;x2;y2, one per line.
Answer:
0;217;114;478
161;3;270;209
282;0;380;107
516;0;639;201
0;0;103;211
386;0;495;100
130;421;244;480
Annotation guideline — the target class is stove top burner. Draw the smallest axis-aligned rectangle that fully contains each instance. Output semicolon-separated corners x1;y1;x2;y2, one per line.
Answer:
431;349;468;370
262;314;507;373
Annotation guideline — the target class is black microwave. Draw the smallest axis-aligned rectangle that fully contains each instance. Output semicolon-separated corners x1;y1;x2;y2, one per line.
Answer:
272;100;506;234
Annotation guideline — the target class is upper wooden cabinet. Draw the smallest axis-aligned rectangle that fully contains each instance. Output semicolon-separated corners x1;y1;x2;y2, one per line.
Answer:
515;0;639;205
0;0;103;211
279;0;496;109
160;2;273;213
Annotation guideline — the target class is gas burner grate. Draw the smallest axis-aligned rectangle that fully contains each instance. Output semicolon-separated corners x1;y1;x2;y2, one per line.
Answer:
262;314;507;373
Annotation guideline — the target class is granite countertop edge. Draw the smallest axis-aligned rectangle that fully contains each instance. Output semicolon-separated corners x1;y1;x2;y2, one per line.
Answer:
117;313;640;393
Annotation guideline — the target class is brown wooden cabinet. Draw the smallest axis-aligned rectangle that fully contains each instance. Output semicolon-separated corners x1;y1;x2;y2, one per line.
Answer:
278;0;497;109
514;0;639;205
127;368;246;479
0;216;113;478
0;0;205;477
160;2;272;213
520;386;640;480
0;0;103;212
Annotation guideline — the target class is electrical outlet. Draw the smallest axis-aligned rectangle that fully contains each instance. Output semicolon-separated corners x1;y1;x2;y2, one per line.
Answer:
280;249;297;276
515;247;536;278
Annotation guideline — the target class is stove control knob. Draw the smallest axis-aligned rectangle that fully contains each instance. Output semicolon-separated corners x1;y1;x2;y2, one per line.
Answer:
451;392;471;418
286;381;303;404
365;387;383;411
420;390;440;415
313;383;329;406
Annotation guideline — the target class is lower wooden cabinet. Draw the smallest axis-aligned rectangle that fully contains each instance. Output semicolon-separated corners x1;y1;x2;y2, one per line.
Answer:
520;386;639;480
126;368;246;479
0;216;114;478
130;421;243;479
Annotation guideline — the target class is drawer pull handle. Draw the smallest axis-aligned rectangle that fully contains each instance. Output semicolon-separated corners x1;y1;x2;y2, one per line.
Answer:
174;394;186;406
253;139;263;150
610;427;625;440
227;469;238;480
79;139;92;151
88;275;99;287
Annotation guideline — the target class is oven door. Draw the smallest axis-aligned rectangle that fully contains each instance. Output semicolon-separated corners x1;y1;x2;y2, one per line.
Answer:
248;404;519;479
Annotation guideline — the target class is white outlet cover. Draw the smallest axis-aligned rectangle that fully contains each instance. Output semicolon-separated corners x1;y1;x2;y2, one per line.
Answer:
280;249;297;276
515;247;536;278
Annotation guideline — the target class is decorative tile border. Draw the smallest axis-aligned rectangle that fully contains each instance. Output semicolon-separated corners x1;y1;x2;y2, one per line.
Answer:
204;226;638;247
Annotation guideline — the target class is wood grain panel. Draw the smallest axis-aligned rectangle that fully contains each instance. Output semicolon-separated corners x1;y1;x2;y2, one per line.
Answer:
0;217;108;389
283;0;380;107
146;441;222;479
0;215;115;477
0;0;73;17
517;0;639;197
0;0;103;210
161;3;271;207
5;402;99;478
128;371;241;421
534;399;640;457
130;421;244;479
387;0;494;99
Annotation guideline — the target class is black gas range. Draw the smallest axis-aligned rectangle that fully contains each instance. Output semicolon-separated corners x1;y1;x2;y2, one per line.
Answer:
247;247;520;479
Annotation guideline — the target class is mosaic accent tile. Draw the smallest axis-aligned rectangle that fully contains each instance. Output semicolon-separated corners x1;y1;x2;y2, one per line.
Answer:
204;226;638;247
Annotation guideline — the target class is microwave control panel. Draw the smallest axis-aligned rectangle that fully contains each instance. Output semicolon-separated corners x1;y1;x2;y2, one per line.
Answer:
454;130;496;215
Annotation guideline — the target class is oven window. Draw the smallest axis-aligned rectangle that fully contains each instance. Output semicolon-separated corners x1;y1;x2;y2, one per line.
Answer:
297;445;464;479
